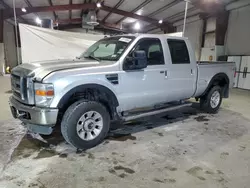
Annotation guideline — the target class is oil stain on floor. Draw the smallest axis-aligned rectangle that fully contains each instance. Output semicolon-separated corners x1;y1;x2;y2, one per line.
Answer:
106;133;137;141
194;115;209;122
12;132;65;160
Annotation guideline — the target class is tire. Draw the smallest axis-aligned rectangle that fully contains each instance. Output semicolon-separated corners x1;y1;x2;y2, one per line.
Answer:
200;86;222;114
61;100;110;149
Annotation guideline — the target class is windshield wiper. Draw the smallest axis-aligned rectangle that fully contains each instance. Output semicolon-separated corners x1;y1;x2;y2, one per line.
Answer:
84;55;101;62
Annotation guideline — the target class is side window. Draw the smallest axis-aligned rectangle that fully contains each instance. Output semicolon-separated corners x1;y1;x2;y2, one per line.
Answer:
132;38;164;65
167;39;190;64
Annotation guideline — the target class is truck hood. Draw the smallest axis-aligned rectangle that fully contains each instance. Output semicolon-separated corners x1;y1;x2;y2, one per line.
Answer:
11;59;112;81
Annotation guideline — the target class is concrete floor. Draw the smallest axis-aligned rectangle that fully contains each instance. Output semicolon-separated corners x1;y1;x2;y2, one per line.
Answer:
0;76;250;188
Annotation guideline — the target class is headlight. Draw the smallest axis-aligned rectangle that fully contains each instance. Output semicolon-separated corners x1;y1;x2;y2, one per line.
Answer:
34;83;54;107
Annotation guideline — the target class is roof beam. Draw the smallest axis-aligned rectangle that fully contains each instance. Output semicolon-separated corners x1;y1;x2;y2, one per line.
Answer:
166;7;197;21
144;0;227;33
115;0;152;24
143;7;198;33
58;18;128;33
4;3;173;30
48;0;57;20
102;0;125;22
0;0;10;9
101;4;171;29
3;3;97;19
0;0;27;23
23;0;39;17
147;0;182;17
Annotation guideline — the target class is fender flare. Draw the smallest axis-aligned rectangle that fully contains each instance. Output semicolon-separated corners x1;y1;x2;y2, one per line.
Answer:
57;84;119;109
201;73;229;97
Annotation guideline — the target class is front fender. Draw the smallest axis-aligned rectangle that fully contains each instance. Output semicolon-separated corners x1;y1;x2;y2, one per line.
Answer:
49;76;118;108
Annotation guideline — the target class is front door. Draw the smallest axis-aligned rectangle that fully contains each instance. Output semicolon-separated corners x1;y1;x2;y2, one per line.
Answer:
118;38;168;112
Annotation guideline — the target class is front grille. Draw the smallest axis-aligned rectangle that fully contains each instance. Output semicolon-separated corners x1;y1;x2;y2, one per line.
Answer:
11;74;28;102
11;74;22;99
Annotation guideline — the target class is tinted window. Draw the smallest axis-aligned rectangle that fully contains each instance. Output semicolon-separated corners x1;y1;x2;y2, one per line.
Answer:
132;38;164;65
167;39;190;64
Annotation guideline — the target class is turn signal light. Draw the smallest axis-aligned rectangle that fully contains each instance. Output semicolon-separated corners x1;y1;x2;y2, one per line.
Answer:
35;90;54;96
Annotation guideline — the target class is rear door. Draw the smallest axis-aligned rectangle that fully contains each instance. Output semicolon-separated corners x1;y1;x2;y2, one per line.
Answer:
165;39;197;101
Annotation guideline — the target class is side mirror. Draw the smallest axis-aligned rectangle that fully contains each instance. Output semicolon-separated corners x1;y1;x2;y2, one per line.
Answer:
123;50;147;70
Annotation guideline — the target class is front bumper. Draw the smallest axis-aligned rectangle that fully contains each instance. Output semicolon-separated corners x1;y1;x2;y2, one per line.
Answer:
9;96;58;126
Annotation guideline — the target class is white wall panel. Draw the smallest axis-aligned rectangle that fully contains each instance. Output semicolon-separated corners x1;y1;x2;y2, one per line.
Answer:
225;5;250;55
206;17;216;32
176;17;203;60
204;32;215;48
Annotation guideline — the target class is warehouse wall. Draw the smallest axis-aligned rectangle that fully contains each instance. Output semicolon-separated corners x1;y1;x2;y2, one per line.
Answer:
175;15;203;60
3;21;18;69
225;5;250;55
0;43;4;75
65;28;104;35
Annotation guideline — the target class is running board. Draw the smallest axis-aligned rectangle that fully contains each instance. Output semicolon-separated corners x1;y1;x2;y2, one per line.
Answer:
123;103;192;122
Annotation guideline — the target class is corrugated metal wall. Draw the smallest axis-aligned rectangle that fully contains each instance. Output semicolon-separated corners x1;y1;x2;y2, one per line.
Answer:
225;5;250;55
175;16;203;60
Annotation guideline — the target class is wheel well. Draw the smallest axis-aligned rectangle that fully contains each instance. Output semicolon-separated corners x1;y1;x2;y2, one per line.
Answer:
202;73;229;98
57;84;120;122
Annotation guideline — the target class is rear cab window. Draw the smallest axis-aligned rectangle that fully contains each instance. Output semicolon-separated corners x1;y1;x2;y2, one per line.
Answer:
167;39;190;64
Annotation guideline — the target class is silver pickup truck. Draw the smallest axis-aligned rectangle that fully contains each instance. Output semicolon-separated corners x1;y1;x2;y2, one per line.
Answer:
9;34;235;149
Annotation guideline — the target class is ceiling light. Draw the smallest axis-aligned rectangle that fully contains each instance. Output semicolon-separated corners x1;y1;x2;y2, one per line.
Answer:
137;9;143;15
96;2;101;8
35;17;42;25
134;22;141;30
21;8;27;12
159;19;163;24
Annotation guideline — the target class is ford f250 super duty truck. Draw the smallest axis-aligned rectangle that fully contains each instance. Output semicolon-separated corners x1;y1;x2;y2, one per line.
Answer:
9;34;235;149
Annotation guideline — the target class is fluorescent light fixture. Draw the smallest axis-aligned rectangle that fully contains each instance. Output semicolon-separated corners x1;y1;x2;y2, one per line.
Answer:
134;22;141;30
96;2;101;8
35;17;42;25
159;19;163;24
21;8;27;12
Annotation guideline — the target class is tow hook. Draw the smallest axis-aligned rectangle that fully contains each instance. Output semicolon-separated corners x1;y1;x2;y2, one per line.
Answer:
16;110;26;118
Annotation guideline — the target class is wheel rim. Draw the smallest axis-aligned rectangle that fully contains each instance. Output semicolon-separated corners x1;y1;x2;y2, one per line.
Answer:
210;90;220;108
76;111;103;141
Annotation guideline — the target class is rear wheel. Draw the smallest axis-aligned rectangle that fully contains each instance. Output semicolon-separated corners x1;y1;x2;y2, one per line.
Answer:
61;100;110;149
200;86;222;113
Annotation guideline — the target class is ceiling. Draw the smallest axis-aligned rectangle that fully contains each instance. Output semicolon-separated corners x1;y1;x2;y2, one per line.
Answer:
0;0;237;33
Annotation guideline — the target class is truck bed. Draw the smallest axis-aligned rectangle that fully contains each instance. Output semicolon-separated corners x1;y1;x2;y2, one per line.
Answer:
194;61;235;97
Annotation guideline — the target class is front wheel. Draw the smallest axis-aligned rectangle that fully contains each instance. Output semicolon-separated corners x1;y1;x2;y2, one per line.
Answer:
61;100;110;149
200;86;222;114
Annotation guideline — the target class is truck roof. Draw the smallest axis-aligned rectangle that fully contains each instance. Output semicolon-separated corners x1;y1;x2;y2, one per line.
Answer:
108;33;188;40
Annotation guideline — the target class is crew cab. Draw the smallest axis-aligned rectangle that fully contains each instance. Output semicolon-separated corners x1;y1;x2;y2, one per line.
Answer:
9;34;235;149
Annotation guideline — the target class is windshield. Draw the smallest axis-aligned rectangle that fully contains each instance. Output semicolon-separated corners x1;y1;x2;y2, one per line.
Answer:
80;36;135;61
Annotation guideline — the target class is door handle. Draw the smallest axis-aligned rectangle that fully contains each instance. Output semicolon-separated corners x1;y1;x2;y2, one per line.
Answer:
191;69;193;75
165;70;168;77
160;71;164;74
243;67;247;78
